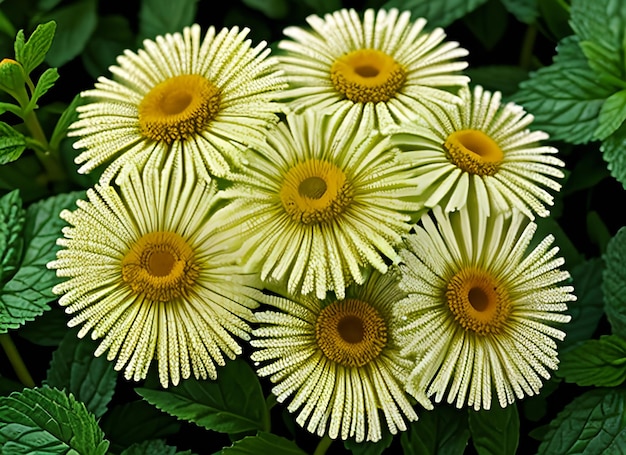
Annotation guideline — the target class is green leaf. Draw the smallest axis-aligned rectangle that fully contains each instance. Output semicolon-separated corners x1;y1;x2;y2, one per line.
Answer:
49;93;81;152
513;35;615;144
25;67;59;112
468;404;519;455
221;432;306;455
44;328;117;418
43;0;97;68
462;0;508;50
99;400;181;454
0;191;82;333
537;0;572;41
602;122;626;189
0;190;24;285
570;0;626;52
380;0;489;29
400;405;469;455
466;65;529;97
603;226;626;338
243;0;289;19
579;40;626;88
500;0;538;24
0;386;109;454
137;358;269;434
0;58;26;94
587;210;612;254
537;388;626;454
0;101;22;117
345;428;393;455
14;21;56;75
0;122;27;165
595;89;626;140
559;258;604;352
558;335;626;387
138;0;198;41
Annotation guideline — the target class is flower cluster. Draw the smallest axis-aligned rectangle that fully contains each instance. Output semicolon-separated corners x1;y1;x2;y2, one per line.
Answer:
48;7;575;444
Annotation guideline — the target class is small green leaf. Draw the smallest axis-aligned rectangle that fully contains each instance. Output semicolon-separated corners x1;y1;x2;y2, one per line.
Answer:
559;258;604;352
49;94;81;152
468;404;519;455
0;122;27;166
595;89;626;140
345;428;393;455
570;0;626;53
513;35;615;144
400;405;469;455
0;58;27;95
0;191;82;333
537;388;626;454
536;0;572;41
138;0;198;40
0;190;24;285
99;400;181;454
25;67;59;112
14;21;56;75
44;328;117;418
0;386;109;454
603;226;626;337
43;0;97;68
381;0;489;29
221;432;307;455
558;335;626;387
137;358;269;434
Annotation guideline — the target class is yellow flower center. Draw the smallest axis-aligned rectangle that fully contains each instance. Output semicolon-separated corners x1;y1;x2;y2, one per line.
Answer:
280;159;353;225
122;231;199;302
138;74;221;144
444;129;504;176
330;49;406;103
315;299;387;367
446;267;511;335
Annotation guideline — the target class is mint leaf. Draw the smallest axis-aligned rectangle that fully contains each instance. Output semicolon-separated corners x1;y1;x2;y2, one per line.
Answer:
469;404;519;455
513;35;615;144
0;122;27;165
0;191;82;333
601;122;626;189
45;328;117;418
0;386;109;454
136;358;269;434
138;0;198;40
221;432;307;455
400;405;470;455
596;89;626;140
25;67;59;112
603;226;626;337
570;0;626;52
537;388;626;454
14;21;56;75
43;0;97;68
559;258;604;352
579;40;626;89
99;400;181;454
558;335;626;387
381;0;488;28
0;190;24;285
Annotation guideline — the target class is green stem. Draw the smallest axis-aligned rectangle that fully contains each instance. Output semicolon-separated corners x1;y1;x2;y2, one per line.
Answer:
519;24;537;71
313;435;332;455
0;333;35;388
22;108;66;182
